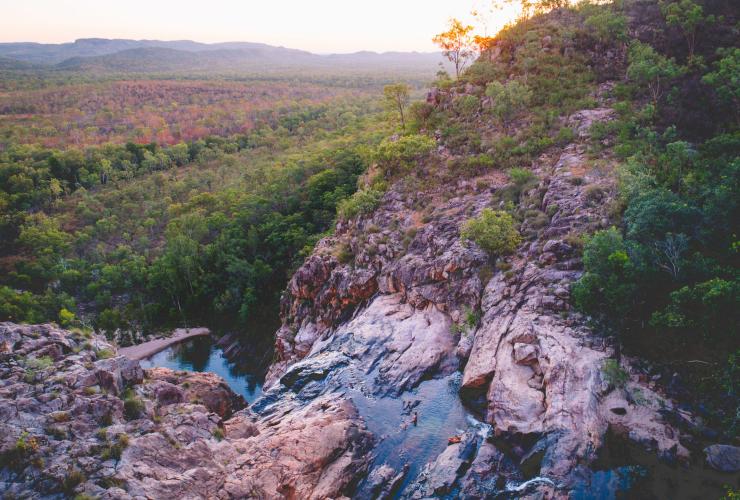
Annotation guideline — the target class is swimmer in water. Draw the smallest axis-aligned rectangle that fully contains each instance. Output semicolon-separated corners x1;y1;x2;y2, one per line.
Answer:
412;411;418;426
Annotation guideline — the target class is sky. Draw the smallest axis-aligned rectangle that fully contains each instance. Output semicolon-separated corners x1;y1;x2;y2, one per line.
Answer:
0;0;521;53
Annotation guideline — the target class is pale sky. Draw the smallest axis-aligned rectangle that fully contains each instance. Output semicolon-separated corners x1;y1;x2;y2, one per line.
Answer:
0;0;520;53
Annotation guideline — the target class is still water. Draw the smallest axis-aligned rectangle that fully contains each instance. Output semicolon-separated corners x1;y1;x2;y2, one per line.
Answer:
140;335;263;402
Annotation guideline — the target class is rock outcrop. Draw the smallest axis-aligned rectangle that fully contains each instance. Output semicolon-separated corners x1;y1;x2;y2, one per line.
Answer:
0;323;372;499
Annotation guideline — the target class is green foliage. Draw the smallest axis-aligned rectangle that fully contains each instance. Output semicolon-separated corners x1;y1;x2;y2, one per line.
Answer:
454;95;481;116
460;208;521;257
702;47;740;115
0;101;380;334
601;359;629;389
0;432;40;471
383;83;410;130
508;167;536;187
584;9;628;44
627;41;684;105
660;0;714;60
374;134;435;176
337;188;384;220
651;278;739;340
62;469;86;494
123;389;145;421
485;80;532;131
572;228;638;329
100;433;129;461
58;307;76;327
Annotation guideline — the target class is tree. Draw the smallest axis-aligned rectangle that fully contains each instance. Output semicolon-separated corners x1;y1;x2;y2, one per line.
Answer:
485;80;532;131
627;41;684;106
661;0;714;61
383;83;410;130
433;19;476;79
460;208;521;256
572;227;639;330
702;48;740;121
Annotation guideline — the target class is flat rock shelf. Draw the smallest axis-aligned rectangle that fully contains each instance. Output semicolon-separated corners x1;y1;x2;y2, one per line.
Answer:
119;327;210;360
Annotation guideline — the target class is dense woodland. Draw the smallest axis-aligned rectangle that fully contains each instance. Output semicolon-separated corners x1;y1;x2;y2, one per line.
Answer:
0;74;392;343
0;0;737;439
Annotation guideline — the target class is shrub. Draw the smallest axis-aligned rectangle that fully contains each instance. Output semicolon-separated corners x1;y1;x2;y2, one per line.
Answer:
26;356;53;370
123;390;145;421
556;127;576;145
337;188;383;220
601;359;629;389
63;469;86;494
460;208;521;257
212;428;225;441
0;432;40;471
508;167;536;186
374;135;436;176
335;242;354;264
95;348;115;360
485;80;532;131
584;9;628;44
454;95;481;116
58;307;76;327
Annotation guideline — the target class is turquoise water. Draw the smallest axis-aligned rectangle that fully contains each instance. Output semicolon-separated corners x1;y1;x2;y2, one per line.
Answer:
140;336;263;402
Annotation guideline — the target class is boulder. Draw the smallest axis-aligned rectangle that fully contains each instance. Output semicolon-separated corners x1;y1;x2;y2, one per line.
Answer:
704;444;740;472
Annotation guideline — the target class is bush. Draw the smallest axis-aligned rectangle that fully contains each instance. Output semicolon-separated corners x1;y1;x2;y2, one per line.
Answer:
508;167;536;186
556;127;576;145
485;80;532;131
460;208;521;257
337;188;383;220
123;390;145;421
584;9;627;44
454;95;481;116
601;359;629;389
374;135;436;176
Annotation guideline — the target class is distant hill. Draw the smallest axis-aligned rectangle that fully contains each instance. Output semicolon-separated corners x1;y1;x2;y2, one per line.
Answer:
0;38;446;75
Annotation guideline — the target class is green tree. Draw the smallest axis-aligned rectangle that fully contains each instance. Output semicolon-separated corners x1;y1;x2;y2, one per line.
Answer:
661;0;714;61
572;228;639;329
485;80;532;132
627;41;684;106
383;83;410;130
650;278;739;341
702;48;740;121
433;19;476;79
460;208;521;256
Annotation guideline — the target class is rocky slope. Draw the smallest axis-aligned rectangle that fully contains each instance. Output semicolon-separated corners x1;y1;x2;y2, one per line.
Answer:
0;323;372;499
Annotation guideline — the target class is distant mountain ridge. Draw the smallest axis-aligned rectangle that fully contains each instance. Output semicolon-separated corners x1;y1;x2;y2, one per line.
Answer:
0;38;446;74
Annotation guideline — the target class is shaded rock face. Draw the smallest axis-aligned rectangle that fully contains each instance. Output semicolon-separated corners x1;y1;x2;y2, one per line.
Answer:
0;323;372;499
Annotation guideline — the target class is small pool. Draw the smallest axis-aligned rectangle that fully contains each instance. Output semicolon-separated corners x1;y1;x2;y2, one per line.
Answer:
140;335;263;402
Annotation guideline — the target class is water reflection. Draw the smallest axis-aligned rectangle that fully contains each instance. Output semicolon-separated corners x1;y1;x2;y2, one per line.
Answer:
140;336;263;402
